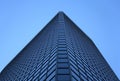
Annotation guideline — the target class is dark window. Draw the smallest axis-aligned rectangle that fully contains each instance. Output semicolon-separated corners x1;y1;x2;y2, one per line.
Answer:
57;75;70;81
58;51;67;54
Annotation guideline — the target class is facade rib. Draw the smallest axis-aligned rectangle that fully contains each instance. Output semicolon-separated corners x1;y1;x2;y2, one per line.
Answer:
0;12;119;81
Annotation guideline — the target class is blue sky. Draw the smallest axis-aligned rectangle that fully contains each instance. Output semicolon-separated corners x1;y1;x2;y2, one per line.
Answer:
0;0;120;79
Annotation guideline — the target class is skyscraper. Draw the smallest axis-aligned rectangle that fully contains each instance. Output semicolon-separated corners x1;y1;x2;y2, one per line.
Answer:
0;12;119;81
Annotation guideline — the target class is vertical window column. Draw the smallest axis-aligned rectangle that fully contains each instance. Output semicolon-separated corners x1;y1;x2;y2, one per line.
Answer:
56;30;71;81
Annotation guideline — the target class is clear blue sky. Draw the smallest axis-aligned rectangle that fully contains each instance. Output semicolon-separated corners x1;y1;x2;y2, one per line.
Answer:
0;0;120;79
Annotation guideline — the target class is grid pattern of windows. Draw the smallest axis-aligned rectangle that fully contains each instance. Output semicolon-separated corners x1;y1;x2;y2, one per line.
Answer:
0;12;119;81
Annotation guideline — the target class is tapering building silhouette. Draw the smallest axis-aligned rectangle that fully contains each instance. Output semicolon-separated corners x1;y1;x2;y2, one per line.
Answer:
0;12;119;81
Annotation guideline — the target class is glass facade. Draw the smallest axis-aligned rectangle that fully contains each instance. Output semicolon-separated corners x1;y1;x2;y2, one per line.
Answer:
0;12;119;81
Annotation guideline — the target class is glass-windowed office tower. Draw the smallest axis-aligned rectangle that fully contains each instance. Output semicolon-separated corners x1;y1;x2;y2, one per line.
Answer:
0;12;119;81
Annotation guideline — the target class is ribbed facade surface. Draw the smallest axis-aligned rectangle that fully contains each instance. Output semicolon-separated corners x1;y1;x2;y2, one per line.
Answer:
0;12;119;81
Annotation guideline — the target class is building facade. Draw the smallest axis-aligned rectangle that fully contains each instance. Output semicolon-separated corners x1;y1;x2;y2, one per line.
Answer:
0;12;119;81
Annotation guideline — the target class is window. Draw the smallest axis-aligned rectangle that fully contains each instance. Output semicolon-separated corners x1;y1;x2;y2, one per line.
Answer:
58;48;67;51
58;51;67;54
57;69;69;74
57;63;69;68
58;44;66;48
57;75;70;81
58;55;67;59
58;59;68;63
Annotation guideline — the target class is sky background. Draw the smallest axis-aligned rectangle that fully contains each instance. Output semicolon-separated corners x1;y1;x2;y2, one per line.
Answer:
0;0;120;79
